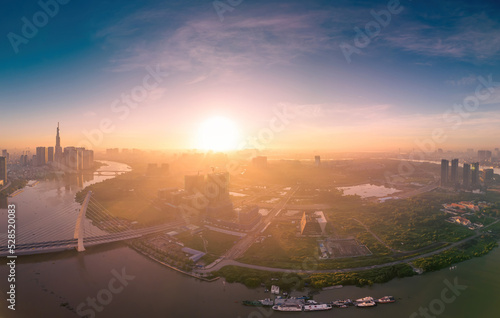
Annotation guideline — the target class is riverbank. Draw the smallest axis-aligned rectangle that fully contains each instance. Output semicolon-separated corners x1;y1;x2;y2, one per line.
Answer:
129;243;220;282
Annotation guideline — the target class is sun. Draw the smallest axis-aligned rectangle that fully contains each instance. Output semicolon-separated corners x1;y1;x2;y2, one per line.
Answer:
197;116;240;152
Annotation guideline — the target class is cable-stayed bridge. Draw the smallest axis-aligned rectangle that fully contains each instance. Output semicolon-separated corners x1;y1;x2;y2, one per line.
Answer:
1;191;184;256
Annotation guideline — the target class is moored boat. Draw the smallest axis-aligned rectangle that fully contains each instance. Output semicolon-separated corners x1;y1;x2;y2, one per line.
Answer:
259;298;274;306
355;301;377;308
303;303;332;311
355;296;374;303
272;304;302;312
332;299;353;307
376;296;396;303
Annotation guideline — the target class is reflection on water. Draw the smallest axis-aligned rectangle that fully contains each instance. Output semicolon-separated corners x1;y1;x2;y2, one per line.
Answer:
338;183;400;198
0;161;131;244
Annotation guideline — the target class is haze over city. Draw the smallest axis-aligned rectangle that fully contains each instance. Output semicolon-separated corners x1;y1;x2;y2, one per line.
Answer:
2;1;500;318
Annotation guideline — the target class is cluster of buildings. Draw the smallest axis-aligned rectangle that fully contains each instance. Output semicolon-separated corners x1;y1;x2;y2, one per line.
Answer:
440;159;494;189
28;124;95;172
442;201;491;214
1;124;96;185
157;171;262;231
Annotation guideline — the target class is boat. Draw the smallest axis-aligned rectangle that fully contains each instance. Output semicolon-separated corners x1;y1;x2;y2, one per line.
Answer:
303;304;332;311
376;296;396;303
242;300;263;307
356;301;377;308
356;296;374;303
259;299;274;307
332;299;352;307
272;304;302;312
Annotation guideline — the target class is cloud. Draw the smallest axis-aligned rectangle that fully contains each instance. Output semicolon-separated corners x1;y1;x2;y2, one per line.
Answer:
383;11;500;61
96;6;335;80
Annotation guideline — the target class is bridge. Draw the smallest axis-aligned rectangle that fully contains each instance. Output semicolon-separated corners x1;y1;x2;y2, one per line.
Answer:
0;192;185;256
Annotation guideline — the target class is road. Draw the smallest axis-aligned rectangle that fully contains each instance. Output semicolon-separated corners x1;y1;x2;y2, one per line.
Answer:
197;219;499;274
220;185;300;260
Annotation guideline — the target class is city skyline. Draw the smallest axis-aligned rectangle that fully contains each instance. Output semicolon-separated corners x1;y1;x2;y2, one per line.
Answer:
1;0;500;151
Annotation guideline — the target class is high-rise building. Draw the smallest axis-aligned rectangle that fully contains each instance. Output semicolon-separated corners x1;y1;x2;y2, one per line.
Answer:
0;156;7;184
36;147;47;166
471;162;480;186
47;147;54;162
55;123;63;163
450;159;459;185
1;150;9;161
64;147;78;171
440;159;449;186
83;150;94;169
463;163;471;188
76;148;85;170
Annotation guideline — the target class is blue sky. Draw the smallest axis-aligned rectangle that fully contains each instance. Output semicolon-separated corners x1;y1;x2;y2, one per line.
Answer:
1;0;499;151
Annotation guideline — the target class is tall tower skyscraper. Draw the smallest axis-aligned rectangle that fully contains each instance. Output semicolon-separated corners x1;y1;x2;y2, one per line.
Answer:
463;163;471;188
450;159;459;185
471;162;480;186
55;123;62;163
440;159;449;187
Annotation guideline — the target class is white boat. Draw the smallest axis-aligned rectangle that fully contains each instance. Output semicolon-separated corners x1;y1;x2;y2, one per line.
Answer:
303;304;332;311
272;304;302;312
356;296;374;303
356;301;377;307
259;298;274;306
270;285;280;295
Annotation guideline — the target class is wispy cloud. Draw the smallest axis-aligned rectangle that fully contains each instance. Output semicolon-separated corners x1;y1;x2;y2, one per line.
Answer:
384;11;500;61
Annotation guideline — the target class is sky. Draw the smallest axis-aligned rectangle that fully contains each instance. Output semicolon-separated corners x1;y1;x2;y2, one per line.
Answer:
1;0;500;152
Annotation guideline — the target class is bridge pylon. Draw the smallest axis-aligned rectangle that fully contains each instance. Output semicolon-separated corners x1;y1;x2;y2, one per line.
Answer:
74;191;92;252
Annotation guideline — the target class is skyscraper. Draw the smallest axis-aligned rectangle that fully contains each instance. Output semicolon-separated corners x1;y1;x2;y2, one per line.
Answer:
463;163;471;188
450;159;459;185
55;123;62;163
1;150;8;161
36;147;47;166
440;159;449;186
47;147;54;162
471;162;480;186
0;156;7;184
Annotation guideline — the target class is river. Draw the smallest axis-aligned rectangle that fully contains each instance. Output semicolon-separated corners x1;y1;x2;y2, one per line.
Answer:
1;161;499;318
